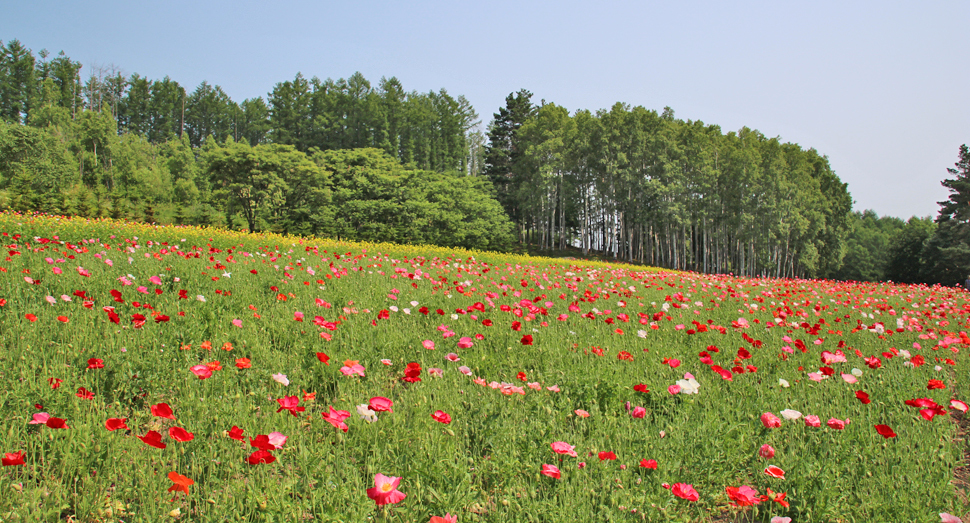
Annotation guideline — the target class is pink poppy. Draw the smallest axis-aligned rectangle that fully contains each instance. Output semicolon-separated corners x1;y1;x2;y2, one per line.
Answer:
804;415;821;427
760;412;782;428
827;418;849;430
631;406;646;419
671;483;699;501
369;397;393;413
551;441;577;457
366;473;406;506
759;444;775;459
574;409;590;418
323;406;352;432
190;365;213;379
458;337;474;349
540;464;561;479
423;340;435;350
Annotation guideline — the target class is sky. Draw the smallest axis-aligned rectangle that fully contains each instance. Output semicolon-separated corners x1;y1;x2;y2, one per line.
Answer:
2;0;967;220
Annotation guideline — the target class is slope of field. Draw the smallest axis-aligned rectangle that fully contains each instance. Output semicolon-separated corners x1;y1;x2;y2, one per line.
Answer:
0;213;967;522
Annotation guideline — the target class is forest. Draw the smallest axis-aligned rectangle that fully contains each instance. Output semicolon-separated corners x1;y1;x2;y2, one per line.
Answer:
1;38;967;284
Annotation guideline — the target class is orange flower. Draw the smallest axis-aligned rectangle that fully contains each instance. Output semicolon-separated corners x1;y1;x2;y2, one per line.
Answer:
206;361;222;371
167;471;194;495
302;390;316;402
179;344;192;351
200;341;212;351
221;342;234;351
235;358;251;369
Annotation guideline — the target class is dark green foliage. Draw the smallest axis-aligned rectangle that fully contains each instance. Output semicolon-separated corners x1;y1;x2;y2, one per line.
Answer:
833;210;905;282
313;148;514;250
919;145;970;286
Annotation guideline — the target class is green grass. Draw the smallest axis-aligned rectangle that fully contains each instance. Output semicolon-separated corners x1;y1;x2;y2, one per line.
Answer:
0;212;966;523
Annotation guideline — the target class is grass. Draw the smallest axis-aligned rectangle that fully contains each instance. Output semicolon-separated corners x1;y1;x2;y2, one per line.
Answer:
0;212;966;522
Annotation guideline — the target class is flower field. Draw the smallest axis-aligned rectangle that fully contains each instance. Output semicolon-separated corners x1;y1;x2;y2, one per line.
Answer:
0;213;968;523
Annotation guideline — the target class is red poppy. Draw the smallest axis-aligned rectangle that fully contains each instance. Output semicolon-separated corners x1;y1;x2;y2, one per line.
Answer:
56;316;69;323
598;451;617;461
86;358;104;369
431;410;452;424
25;314;37;322
855;390;871;404
138;430;166;449
45;417;68;429
315;352;330;365
167;471;194;494
520;334;533;345
617;351;634;361
640;459;658;469
151;403;175;420
227;426;244;441
402;362;422;383
928;379;946;390
874;424;897;438
48;377;63;390
169;426;194;442
105;418;128;431
76;387;94;400
2;451;24;466
235;358;251;369
246;450;276;465
634;384;649;393
249;435;276;451
516;371;527;382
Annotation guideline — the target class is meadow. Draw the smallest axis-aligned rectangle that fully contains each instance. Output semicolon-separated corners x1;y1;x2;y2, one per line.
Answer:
0;212;967;523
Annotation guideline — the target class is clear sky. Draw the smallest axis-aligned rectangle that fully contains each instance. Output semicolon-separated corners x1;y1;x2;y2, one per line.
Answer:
3;0;967;220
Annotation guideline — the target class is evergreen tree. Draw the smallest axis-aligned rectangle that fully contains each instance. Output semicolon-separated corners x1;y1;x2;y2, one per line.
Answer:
921;145;970;286
483;89;535;227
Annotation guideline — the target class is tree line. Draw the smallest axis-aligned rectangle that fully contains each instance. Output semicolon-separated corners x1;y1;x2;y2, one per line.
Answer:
3;37;967;285
484;90;852;279
0;38;510;251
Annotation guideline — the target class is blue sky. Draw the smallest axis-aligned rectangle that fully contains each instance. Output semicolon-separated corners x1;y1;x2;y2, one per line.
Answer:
3;0;967;219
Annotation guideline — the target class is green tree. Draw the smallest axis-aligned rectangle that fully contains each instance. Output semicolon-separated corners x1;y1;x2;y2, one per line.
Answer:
884;216;935;284
483;89;536;227
921;145;970;286
0;40;36;124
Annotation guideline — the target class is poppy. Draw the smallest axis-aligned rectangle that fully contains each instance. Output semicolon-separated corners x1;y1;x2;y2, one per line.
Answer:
540;464;561;479
227;426;244;441
2;451;24;466
86;358;104;369
167;471;194;495
45;417;68;429
235;358;251;369
598;451;617;461
76;387;94;400
276;396;305;417
190;365;212;379
246;450;276;465
633;383;649;393
726;485;761;506
138;430;166;449
640;459;658;469
855;390;871;404
520;334;533;345
671;483;699;501
151;403;175;420
874;424;897;438
431;410;452;424
105;418;128;431
369;397;393;413
764;465;785;479
322;406;352;432
366;473;406;506
551;441;577;457
169;427;194;442
315;352;330;364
